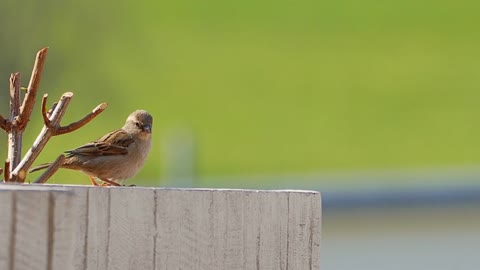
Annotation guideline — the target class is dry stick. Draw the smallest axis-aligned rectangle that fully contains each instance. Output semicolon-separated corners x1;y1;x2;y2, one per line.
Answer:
7;73;22;177
1;47;47;132
41;94;107;135
54;102;107;135
10;92;73;182
0;114;10;132
41;94;53;128
11;92;107;182
17;47;48;130
4;160;10;183
33;154;66;184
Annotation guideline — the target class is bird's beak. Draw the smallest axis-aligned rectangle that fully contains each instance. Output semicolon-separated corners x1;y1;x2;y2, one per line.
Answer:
143;124;152;133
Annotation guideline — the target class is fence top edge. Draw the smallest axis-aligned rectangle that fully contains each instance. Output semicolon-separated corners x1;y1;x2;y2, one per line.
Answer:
0;183;73;193
28;184;320;194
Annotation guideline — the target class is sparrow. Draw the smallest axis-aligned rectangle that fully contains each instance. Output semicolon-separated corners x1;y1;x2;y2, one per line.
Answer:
30;110;153;186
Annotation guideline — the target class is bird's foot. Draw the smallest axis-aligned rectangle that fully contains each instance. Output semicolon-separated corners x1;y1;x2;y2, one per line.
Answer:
89;177;99;186
100;178;121;186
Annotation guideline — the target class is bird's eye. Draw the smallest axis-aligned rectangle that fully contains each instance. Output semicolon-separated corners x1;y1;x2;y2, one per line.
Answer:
135;122;141;128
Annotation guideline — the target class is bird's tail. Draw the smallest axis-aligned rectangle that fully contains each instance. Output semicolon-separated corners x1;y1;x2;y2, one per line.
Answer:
29;163;53;173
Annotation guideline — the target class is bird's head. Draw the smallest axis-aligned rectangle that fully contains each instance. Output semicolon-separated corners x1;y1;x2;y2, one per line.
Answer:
124;110;153;139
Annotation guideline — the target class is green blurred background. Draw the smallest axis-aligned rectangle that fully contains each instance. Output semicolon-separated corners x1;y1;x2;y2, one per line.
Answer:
1;0;480;186
2;2;480;269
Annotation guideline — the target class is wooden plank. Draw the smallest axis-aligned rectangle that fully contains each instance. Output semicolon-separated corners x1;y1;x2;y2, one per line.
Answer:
287;191;322;270
0;185;75;270
0;190;13;270
156;189;231;269
0;185;321;270
243;191;289;270
85;187;110;270
13;188;50;270
210;190;244;270
70;187;88;270
51;190;76;270
107;187;155;270
155;189;194;269
154;189;320;270
63;185;111;270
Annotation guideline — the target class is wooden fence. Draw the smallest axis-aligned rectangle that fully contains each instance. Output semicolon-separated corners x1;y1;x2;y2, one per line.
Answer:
0;185;321;270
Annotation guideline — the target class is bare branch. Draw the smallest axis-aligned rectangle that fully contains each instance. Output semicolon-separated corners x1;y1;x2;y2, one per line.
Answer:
0;114;10;132
17;47;48;130
4;160;10;182
54;102;108;135
33;154;66;184
41;94;53;128
9;73;21;118
8;72;23;173
11;92;73;182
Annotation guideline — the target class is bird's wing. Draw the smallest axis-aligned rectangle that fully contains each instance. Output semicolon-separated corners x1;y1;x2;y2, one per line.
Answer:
65;129;134;157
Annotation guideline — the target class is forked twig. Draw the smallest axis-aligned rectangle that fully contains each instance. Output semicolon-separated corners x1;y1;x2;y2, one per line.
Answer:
10;92;72;182
11;92;107;182
54;102;107;135
33;154;66;184
2;47;107;183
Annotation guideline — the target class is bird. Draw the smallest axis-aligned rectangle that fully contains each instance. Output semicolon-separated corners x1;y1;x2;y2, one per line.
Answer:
30;110;153;186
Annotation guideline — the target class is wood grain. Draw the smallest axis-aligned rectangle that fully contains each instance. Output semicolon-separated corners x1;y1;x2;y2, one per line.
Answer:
108;188;155;270
0;186;321;270
0;185;75;270
0;190;13;270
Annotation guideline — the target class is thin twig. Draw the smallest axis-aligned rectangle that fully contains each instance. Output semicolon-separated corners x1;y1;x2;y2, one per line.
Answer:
4;160;10;182
17;47;48;130
54;102;108;135
41;94;53;128
11;92;73;182
9;73;21;121
33;154;66;184
0;114;10;132
8;72;22;173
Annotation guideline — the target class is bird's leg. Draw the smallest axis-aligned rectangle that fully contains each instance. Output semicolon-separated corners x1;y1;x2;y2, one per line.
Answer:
100;178;121;186
89;176;99;186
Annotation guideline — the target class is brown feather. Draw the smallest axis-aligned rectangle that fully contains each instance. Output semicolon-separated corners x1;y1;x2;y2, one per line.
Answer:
65;129;134;157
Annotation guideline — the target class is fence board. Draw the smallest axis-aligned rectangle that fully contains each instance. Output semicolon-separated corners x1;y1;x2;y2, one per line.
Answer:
51;188;76;270
287;191;322;270
0;185;75;270
108;188;156;270
0;185;321;270
0;190;13;270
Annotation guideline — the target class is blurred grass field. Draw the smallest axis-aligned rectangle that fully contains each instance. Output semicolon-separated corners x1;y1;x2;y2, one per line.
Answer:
1;0;480;186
